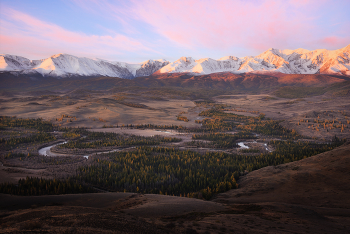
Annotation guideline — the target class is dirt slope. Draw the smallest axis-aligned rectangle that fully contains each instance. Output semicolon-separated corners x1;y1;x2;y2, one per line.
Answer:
214;141;350;209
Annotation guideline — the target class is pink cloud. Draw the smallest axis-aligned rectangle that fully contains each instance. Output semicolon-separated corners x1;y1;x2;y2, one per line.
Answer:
320;36;350;47
74;0;349;54
0;7;154;60
289;0;311;6
128;0;316;50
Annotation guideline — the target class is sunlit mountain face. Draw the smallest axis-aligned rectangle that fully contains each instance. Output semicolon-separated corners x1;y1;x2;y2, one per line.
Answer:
158;45;350;76
1;45;349;79
0;53;169;79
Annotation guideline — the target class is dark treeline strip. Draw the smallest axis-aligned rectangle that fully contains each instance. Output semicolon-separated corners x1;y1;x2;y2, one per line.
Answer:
0;116;55;132
74;138;344;200
124;123;223;133
194;101;230;110
38;155;86;165
241;149;260;153
0;132;56;150
116;101;149;109
0;177;96;196
191;132;256;148
4;152;28;159
59;131;181;149
112;120;236;133
199;108;257;122
107;124;189;131
59;127;89;134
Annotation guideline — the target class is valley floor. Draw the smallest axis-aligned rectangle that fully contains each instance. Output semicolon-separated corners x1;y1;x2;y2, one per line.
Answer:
1;88;350;233
1;142;349;233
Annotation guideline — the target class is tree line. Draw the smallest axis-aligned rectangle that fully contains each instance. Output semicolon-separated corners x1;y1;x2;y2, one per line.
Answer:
73;139;344;199
0;177;95;196
0;116;55;132
0;132;56;150
190;132;256;148
59;131;181;149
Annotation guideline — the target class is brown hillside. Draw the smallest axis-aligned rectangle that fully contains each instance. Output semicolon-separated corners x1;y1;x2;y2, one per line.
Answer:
277;74;346;86
142;72;348;90
214;141;350;209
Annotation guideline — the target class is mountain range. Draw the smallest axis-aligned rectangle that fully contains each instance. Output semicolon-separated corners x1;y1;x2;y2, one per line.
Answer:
1;44;349;79
0;54;169;79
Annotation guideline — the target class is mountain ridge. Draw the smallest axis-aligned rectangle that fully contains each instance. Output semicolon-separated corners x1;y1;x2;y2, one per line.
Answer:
0;53;169;79
1;44;349;79
159;44;350;76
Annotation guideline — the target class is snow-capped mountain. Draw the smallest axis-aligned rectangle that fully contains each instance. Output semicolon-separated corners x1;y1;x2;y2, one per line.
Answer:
159;44;350;76
0;54;40;71
0;53;169;79
109;59;170;77
158;56;242;74
1;44;349;78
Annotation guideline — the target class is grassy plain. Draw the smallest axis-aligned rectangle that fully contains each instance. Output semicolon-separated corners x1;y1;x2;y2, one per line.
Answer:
0;92;201;128
214;94;350;140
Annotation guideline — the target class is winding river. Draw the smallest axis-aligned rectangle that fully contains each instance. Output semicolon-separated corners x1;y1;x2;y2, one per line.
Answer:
38;141;68;157
38;141;132;159
238;142;250;149
38;141;90;158
238;141;271;152
38;137;268;158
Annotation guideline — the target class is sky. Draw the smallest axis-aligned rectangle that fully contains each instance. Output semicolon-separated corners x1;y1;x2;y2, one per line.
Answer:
0;0;349;63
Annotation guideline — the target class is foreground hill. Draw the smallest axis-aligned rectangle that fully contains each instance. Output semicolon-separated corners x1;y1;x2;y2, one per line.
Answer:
214;141;350;209
1;142;349;233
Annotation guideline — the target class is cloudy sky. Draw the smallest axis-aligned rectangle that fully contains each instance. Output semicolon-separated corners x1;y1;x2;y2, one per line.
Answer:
0;0;349;63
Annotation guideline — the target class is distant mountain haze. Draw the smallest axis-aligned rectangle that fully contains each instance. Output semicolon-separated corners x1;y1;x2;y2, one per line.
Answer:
1;44;349;79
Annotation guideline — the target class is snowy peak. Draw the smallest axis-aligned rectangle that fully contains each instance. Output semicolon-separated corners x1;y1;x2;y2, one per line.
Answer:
218;56;239;61
0;54;169;79
1;44;349;78
336;44;350;53
178;56;195;63
159;57;196;73
159;55;243;75
140;59;168;65
0;54;35;71
254;49;287;69
135;59;169;77
32;53;133;78
283;48;310;55
157;44;350;76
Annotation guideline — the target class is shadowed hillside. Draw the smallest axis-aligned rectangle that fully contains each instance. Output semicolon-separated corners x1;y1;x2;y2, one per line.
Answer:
1;71;348;94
